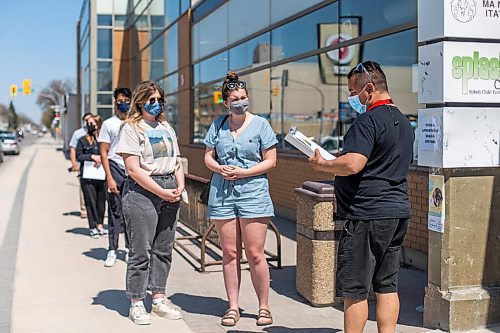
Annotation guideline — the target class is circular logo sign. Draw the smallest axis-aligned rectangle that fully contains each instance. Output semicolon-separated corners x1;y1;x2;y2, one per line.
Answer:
326;33;356;65
450;0;477;23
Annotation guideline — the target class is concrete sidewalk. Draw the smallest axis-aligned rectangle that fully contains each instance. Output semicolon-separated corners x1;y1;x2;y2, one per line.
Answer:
1;137;499;333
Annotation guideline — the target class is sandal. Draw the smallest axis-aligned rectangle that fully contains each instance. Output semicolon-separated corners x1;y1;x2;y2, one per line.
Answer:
221;308;240;327
256;308;273;326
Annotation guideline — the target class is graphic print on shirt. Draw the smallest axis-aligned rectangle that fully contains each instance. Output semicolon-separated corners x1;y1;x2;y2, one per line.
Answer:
146;129;174;158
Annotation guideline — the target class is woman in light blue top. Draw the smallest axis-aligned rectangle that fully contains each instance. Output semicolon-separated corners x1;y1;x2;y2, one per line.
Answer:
204;72;278;327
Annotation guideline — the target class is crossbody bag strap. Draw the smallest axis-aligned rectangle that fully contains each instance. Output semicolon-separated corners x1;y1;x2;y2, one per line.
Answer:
214;115;229;162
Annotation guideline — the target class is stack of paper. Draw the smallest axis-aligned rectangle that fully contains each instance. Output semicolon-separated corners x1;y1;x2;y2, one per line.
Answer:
82;161;106;180
285;127;336;160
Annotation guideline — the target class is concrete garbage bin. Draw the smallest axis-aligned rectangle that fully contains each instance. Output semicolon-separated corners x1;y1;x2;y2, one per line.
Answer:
295;180;344;307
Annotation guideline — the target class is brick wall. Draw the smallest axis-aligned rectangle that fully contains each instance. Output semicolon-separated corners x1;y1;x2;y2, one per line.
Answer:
406;167;430;253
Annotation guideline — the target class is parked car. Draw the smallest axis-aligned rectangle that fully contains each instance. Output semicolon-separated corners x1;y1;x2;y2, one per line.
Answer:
0;132;20;155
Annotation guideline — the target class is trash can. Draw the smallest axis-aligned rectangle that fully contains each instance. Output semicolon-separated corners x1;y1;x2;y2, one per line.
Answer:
295;180;344;307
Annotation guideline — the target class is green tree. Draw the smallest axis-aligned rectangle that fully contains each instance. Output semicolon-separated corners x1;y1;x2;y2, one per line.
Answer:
8;101;18;130
41;109;54;129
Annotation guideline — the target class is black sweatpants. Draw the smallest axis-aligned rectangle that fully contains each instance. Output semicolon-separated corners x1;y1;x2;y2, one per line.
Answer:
80;179;106;229
106;160;128;250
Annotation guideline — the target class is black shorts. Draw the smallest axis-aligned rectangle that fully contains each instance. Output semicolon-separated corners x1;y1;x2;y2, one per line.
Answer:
336;218;410;299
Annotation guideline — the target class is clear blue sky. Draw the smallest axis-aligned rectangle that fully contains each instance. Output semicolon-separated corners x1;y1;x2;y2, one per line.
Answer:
0;0;82;123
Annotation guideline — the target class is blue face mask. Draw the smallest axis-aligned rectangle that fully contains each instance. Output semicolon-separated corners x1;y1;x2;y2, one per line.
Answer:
410;121;417;129
348;85;368;114
143;102;163;117
116;102;130;113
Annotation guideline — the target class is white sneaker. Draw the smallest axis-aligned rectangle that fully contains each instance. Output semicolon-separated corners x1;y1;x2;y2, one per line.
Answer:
89;228;99;239
152;299;182;320
98;228;108;236
104;250;117;267
124;248;129;263
129;303;151;325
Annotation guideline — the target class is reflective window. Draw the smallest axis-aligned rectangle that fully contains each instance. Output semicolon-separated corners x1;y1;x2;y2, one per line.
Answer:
180;0;190;14
228;0;269;44
115;15;127;28
165;0;180;26
151;34;164;60
98;107;113;120
166;24;178;74
151;15;164;27
97;29;112;59
229;32;270;71
132;15;149;29
270;0;323;24
165;73;179;94
192;0;225;23
97;15;112;26
270;56;340;151
196;3;228;59
97;94;113;105
199;51;228;84
340;0;417;36
150;61;164;81
165;94;178;131
193;63;200;86
192;84;226;144
97;61;113;91
271;2;338;61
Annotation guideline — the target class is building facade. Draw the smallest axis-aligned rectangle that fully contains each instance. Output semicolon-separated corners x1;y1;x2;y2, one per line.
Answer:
77;0;427;268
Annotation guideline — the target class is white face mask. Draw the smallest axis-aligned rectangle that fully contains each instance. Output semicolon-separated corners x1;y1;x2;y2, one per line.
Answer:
347;85;368;114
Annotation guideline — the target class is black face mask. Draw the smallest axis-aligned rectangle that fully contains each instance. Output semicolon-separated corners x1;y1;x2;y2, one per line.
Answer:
87;123;96;135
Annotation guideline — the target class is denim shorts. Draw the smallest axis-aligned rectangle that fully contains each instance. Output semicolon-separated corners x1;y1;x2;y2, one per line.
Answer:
207;173;274;219
336;218;410;299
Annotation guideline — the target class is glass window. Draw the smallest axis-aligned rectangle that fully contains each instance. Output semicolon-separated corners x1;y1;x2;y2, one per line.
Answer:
97;61;113;91
271;2;338;62
97;0;113;14
192;0;225;23
97;29;112;59
97;15;112;26
340;0;417;36
270;0;323;24
165;94;179;131
166;24;178;74
133;15;149;29
270;55;340;152
98;107;113;120
197;3;228;59
150;61;164;81
229;32;270;71
192;84;226;144
114;0;128;15
165;73;179;94
165;0;180;26
97;94;113;105
239;70;271;117
151;15;164;28
151;34;164;60
193;63;200;86
192;23;200;61
115;15;127;28
180;0;190;14
199;51;228;84
228;0;269;44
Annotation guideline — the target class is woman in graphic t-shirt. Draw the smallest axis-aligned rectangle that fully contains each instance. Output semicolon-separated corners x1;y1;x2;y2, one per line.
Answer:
116;80;184;326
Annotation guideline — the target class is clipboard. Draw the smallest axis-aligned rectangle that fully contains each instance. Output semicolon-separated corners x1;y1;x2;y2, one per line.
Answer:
82;161;106;180
284;127;336;160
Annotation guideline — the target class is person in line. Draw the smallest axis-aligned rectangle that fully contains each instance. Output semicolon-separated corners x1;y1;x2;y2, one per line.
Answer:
203;72;278;327
69;112;93;218
309;61;414;333
116;80;184;325
98;87;132;267
76;115;108;238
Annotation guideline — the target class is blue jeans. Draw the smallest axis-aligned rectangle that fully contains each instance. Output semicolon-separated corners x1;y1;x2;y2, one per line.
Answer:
122;174;179;299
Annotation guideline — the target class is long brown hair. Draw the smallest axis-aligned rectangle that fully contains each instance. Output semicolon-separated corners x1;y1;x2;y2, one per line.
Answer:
125;80;167;128
85;115;102;145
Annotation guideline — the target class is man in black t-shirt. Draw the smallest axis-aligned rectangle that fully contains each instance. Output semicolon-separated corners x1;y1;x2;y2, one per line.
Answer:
309;61;414;333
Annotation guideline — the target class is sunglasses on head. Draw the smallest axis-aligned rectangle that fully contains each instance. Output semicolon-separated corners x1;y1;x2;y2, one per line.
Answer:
145;97;165;105
354;63;375;85
225;81;246;91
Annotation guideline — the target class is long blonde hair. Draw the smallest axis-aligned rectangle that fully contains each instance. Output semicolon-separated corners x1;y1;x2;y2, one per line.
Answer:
85;115;102;145
125;80;167;128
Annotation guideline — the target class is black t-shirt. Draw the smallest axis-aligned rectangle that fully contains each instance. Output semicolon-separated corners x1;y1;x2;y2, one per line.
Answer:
335;104;414;220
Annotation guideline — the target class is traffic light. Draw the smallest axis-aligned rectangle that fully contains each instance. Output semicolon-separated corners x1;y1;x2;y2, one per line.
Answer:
23;79;31;95
213;91;223;104
10;85;17;97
